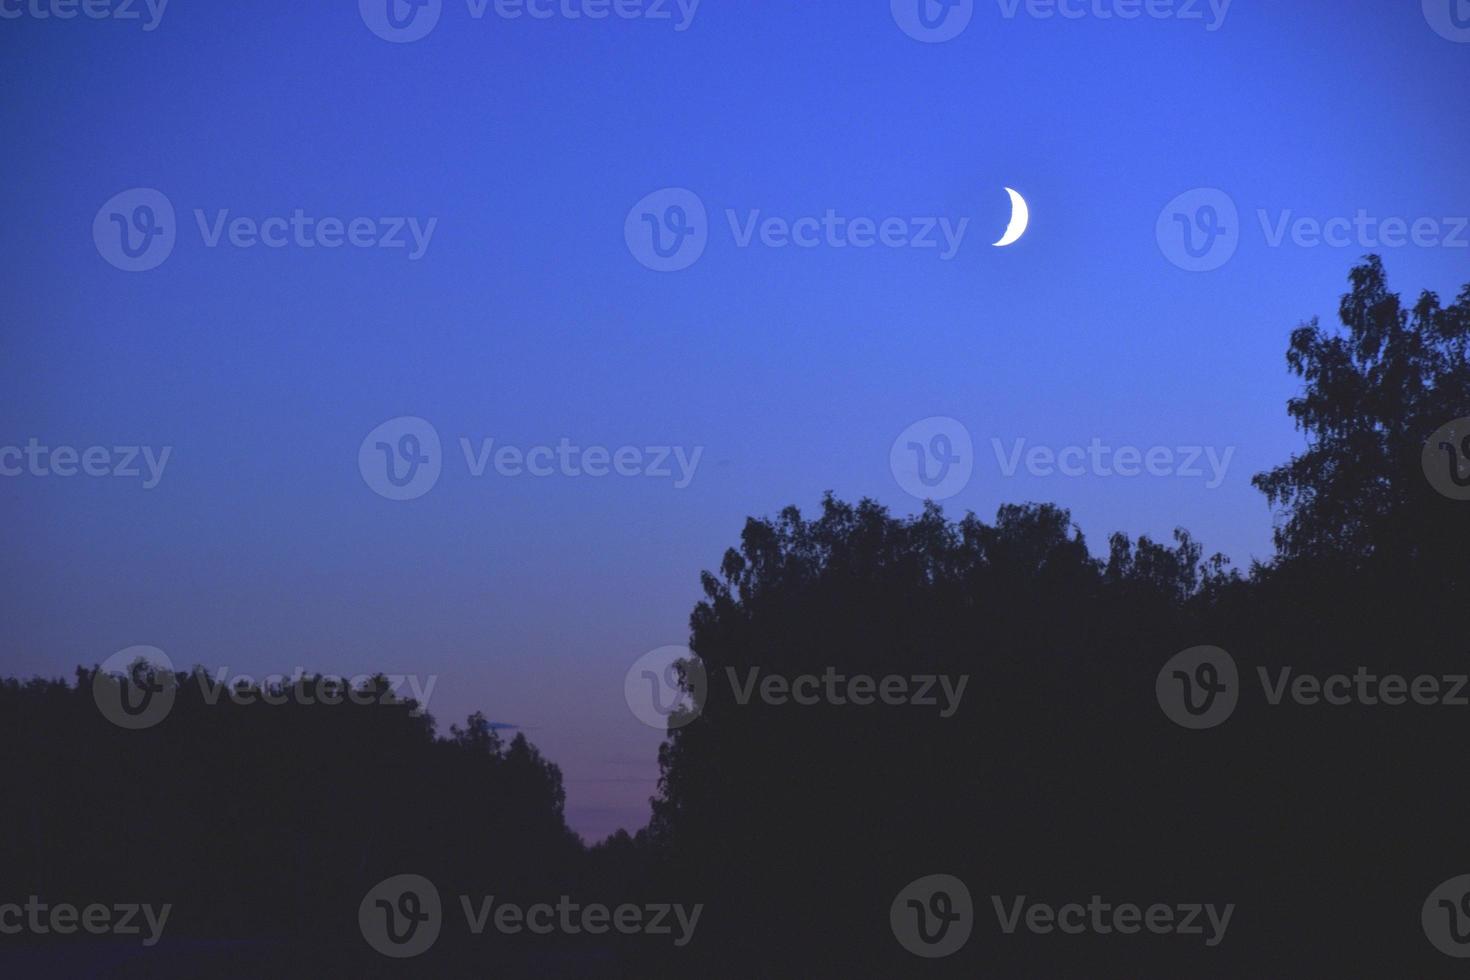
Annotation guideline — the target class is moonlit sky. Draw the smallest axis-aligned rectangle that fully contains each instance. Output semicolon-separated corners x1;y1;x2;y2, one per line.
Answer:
3;1;1468;841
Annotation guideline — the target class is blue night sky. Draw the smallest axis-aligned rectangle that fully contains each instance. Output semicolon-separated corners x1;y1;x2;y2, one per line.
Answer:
3;1;1468;841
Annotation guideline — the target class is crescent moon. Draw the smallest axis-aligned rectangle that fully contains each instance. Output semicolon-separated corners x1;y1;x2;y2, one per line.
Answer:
992;187;1029;247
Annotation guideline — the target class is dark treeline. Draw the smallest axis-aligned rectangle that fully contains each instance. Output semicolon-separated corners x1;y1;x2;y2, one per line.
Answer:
0;673;590;975
4;256;1470;977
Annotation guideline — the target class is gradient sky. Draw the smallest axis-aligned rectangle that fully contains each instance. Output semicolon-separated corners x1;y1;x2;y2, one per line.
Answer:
3;0;1468;841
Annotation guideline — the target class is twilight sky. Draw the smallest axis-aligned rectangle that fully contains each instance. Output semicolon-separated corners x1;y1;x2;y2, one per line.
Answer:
2;0;1468;841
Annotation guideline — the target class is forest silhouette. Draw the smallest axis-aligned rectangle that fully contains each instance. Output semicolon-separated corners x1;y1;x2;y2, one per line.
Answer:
4;256;1469;977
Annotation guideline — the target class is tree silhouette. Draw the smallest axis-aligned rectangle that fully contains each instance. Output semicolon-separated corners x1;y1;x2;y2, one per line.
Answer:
639;257;1470;975
1254;255;1470;574
5;257;1469;976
